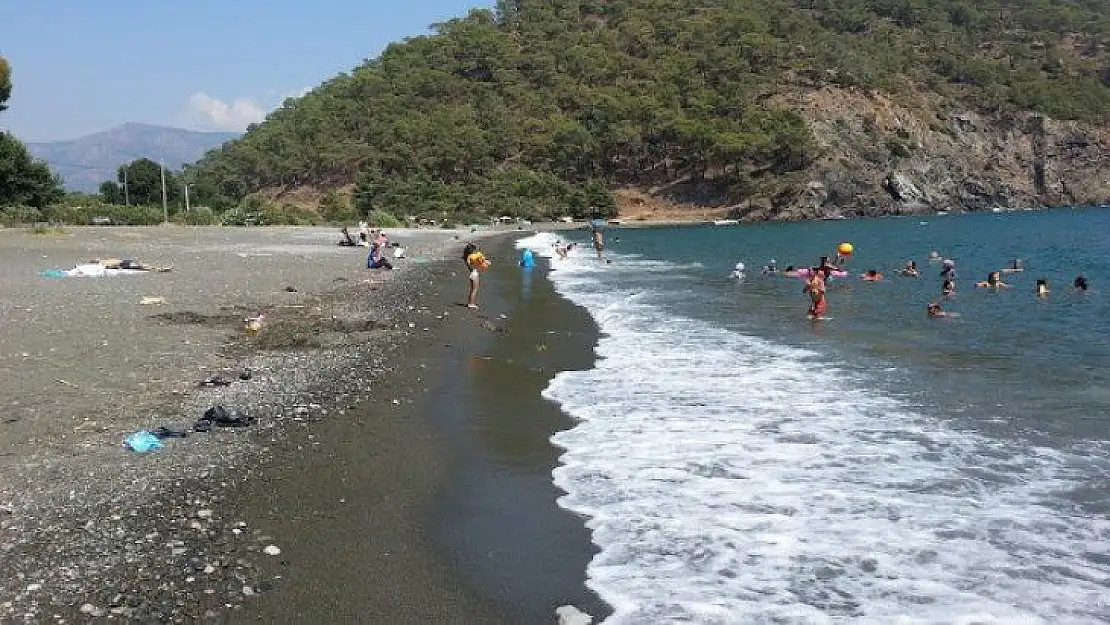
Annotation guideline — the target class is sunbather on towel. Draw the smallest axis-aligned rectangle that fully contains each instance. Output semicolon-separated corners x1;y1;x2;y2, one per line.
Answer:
92;258;172;272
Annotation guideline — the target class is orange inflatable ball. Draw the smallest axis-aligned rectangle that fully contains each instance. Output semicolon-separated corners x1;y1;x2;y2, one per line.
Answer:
837;242;854;256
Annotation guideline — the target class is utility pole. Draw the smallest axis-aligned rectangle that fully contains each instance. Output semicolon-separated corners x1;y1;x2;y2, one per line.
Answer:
123;167;130;206
160;159;168;224
184;183;191;213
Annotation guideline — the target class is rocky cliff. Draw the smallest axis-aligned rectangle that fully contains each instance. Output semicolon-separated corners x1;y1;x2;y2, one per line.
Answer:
652;87;1110;222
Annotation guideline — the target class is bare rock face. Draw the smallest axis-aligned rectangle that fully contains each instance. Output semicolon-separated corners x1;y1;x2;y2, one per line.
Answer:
765;86;1110;219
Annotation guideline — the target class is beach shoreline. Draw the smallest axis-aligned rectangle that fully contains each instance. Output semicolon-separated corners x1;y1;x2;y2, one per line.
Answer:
0;225;558;622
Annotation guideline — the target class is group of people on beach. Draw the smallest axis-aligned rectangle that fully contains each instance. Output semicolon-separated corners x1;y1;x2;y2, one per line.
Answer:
752;247;1091;320
337;222;398;270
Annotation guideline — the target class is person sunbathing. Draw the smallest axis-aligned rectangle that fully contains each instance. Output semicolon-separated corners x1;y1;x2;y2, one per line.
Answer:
92;258;171;272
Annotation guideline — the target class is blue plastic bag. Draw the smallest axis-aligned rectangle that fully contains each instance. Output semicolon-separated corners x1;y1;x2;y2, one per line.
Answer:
124;431;163;453
40;269;67;278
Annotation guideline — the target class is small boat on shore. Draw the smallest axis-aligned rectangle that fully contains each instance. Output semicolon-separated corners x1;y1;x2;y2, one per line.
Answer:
713;219;739;226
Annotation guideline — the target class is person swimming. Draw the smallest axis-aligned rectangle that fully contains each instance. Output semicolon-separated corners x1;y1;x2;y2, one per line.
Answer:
942;277;956;297
731;262;746;280
761;259;778;275
817;256;838;280
940;259;957;280
976;271;1009;289
1035;278;1049;297
927;301;948;318
783;265;798;277
901;261;919;277
1075;274;1089;291
861;270;884;281
929;250;942;262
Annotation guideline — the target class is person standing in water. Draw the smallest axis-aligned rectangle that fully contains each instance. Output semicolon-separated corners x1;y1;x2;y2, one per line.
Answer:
1035;279;1050;297
1075;274;1089;291
803;269;828;319
463;243;489;309
591;227;605;260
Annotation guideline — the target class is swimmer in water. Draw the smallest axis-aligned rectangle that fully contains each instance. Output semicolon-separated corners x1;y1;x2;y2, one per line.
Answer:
762;259;778;275
942;277;956;297
940;259;957;280
901;261;919;277
783;265;798;278
860;270;884;281
1075;274;1089;291
803;269;828;319
976;271;1009;289
926;301;948;318
1002;258;1024;273
929;250;942;262
1035;278;1049;297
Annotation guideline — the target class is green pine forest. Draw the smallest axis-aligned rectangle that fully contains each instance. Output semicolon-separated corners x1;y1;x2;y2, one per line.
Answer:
4;0;1110;225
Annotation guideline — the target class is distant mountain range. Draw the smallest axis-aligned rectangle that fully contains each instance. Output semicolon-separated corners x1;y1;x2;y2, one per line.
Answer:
27;123;239;192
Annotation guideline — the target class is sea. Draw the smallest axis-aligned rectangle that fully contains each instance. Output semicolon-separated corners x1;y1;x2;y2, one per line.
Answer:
516;207;1110;625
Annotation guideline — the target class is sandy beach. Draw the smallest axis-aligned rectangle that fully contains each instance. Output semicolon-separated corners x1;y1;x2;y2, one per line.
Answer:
0;224;601;622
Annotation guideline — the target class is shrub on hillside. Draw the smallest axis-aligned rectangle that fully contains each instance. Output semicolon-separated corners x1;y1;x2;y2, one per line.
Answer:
174;206;219;225
365;209;401;228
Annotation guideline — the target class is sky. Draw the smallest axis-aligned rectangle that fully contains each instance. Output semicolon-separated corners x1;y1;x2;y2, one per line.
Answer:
0;0;492;142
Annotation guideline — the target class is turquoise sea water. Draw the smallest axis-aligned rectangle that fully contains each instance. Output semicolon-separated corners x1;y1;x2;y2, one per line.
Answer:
520;208;1110;624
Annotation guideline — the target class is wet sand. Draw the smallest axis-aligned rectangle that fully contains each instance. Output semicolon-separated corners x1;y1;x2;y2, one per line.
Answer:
0;225;604;623
225;236;608;623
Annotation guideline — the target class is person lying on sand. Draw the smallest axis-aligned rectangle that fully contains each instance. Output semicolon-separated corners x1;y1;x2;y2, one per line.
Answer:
92;258;171;272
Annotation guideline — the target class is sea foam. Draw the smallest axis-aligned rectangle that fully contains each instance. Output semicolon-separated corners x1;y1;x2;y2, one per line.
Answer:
516;232;1110;624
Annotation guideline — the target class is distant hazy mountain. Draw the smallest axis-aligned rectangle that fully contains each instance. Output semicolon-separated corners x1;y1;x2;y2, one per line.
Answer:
27;123;238;192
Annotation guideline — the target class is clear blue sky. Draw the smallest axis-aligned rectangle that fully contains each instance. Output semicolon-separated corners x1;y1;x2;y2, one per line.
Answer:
0;0;492;142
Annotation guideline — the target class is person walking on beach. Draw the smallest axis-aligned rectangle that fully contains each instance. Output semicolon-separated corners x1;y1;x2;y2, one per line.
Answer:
463;243;490;309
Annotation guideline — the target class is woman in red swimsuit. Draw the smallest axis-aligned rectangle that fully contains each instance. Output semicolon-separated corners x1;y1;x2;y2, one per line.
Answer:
804;269;828;319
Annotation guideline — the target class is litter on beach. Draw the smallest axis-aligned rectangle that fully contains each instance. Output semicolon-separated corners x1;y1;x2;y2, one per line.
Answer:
123;431;163;453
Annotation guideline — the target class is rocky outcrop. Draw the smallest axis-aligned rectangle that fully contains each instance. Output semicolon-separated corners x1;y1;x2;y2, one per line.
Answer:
757;87;1110;219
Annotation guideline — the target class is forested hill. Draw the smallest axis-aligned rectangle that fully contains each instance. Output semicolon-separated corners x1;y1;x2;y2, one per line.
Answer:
188;0;1110;222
